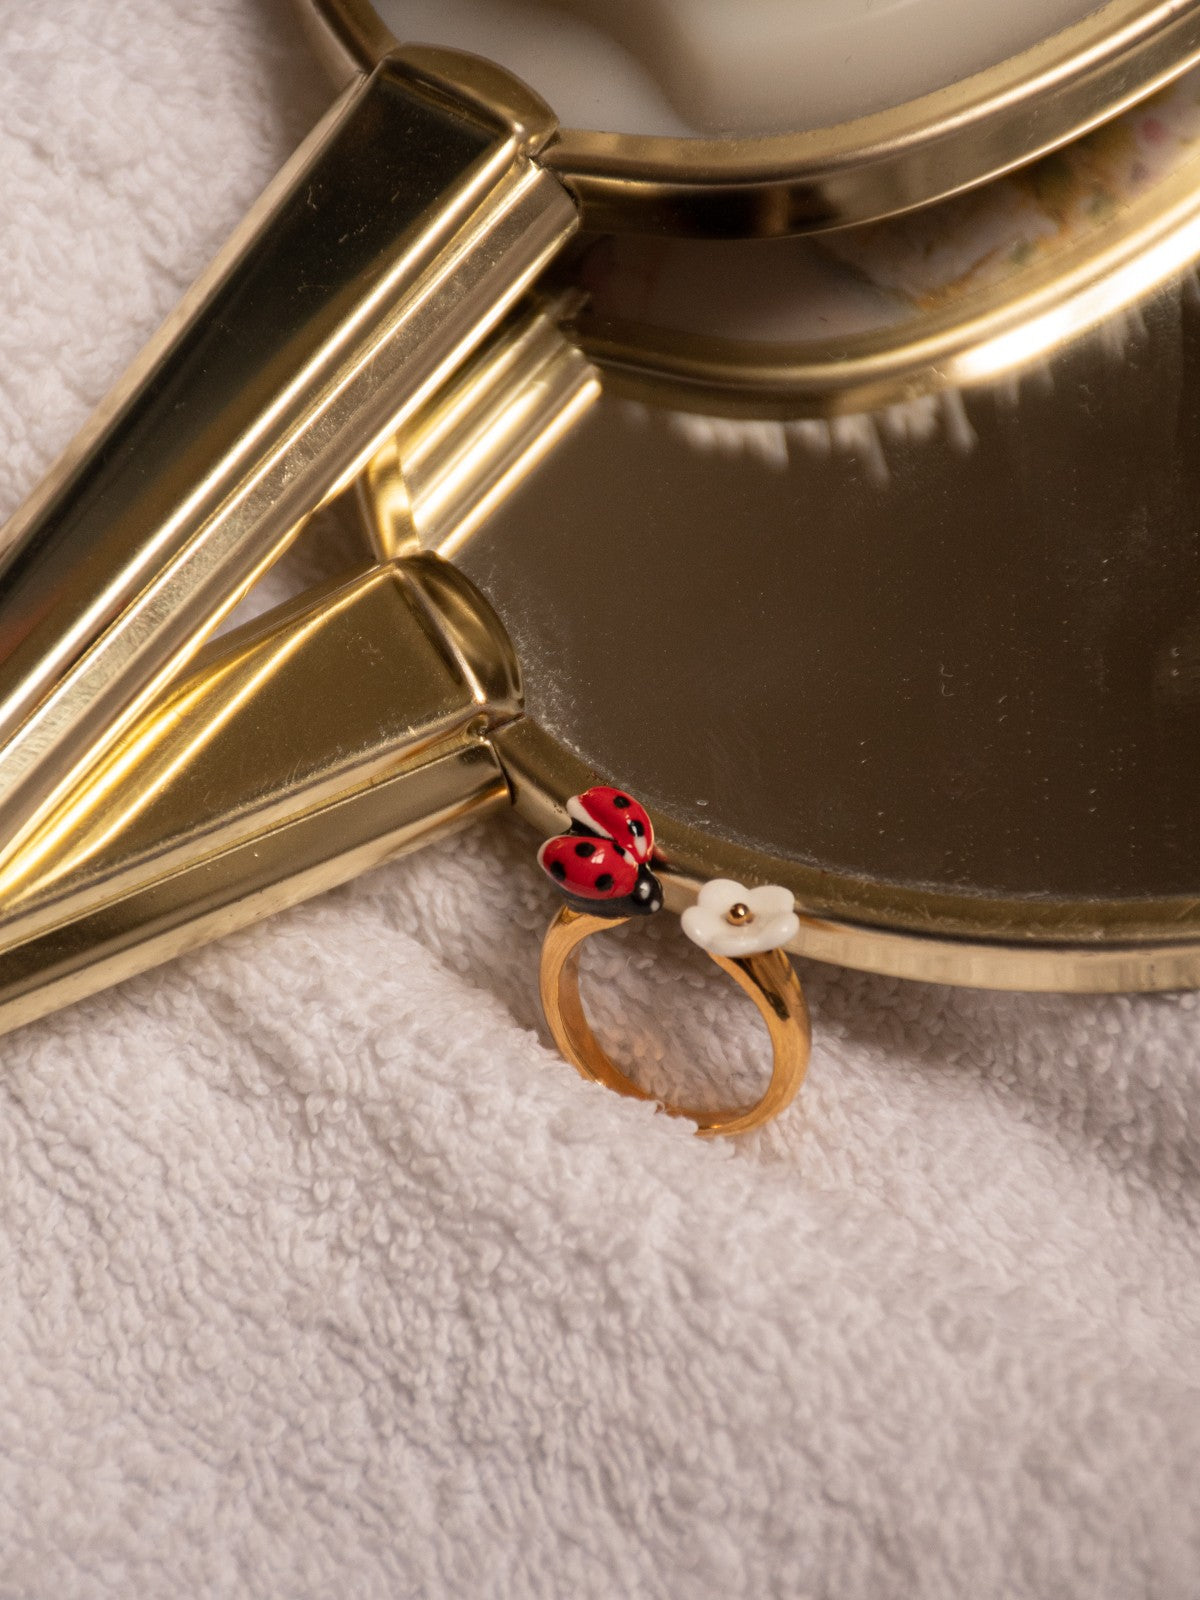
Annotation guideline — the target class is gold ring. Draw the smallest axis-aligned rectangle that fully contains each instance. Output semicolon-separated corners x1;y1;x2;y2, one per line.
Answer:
535;785;812;1137
539;905;811;1136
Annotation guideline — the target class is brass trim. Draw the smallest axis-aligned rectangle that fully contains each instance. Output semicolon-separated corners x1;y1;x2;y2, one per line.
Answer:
0;56;576;881
0;743;508;1040
296;0;400;83
298;9;561;155
361;296;600;558
0;557;521;1037
301;0;1200;231
571;139;1200;414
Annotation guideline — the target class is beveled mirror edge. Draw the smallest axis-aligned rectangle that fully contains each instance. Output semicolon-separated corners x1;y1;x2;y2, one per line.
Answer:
300;0;1200;233
492;719;1200;994
564;119;1200;415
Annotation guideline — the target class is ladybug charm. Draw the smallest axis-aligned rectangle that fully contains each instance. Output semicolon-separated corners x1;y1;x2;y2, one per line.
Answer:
538;786;664;918
566;786;653;864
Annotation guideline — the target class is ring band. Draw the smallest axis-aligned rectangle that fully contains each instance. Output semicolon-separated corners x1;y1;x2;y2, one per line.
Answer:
539;905;812;1137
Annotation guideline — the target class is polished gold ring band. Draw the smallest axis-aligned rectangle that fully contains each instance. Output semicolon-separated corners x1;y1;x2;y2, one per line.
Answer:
539;905;811;1137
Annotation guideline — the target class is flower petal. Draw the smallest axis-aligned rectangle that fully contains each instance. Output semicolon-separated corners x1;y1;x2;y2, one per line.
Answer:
682;887;799;957
745;884;794;919
715;925;760;957
695;878;746;914
750;910;800;953
681;905;724;951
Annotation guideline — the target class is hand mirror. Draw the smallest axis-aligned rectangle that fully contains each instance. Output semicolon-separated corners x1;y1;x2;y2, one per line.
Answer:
2;0;1200;1054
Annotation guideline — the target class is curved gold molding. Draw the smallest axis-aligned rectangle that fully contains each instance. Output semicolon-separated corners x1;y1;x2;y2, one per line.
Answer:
572;134;1200;413
493;720;1200;995
301;0;1200;232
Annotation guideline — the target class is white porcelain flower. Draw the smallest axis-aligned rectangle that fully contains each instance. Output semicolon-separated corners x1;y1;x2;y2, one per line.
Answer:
681;879;799;958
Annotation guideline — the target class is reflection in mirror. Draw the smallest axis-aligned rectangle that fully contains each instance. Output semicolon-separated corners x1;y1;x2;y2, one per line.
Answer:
376;0;1107;134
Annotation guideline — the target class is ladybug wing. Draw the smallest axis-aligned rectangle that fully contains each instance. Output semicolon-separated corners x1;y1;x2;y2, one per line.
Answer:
538;833;639;904
567;785;654;864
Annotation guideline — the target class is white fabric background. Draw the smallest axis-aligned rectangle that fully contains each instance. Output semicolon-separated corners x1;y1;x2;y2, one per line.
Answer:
0;3;1199;1596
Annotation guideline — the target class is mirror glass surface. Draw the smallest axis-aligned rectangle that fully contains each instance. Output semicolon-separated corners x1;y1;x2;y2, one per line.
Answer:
453;282;1200;908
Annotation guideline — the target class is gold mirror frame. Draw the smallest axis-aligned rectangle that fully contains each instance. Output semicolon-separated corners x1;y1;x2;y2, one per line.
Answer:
575;134;1200;415
495;720;1200;995
3;1;1200;1041
302;0;1200;231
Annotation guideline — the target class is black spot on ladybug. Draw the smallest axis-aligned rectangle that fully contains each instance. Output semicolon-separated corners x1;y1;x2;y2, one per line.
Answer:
574;840;594;858
613;795;630;808
628;820;644;837
595;872;614;891
549;861;567;880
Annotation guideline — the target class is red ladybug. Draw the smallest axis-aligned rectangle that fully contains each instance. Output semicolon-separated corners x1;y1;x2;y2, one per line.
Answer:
566;786;654;864
539;786;663;917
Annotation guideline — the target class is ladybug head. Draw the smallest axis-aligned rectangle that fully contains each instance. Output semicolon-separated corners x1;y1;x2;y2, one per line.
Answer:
628;863;664;916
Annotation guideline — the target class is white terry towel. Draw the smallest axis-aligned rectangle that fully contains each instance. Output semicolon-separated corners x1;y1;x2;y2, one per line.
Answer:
0;4;1198;1596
